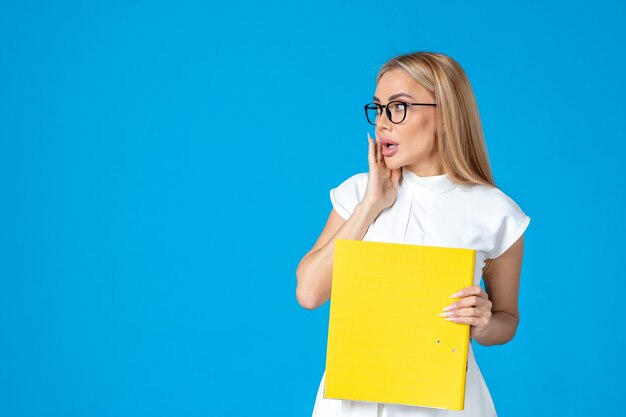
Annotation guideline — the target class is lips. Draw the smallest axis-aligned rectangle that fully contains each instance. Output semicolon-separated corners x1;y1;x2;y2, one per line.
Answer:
380;138;399;157
379;138;399;148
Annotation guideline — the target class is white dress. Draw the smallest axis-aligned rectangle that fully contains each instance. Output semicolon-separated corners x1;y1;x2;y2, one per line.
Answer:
311;166;531;417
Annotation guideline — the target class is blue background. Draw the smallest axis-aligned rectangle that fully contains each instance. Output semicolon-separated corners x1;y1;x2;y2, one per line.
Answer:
1;1;625;416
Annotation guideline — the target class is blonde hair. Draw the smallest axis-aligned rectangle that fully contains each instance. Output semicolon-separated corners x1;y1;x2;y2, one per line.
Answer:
377;51;495;186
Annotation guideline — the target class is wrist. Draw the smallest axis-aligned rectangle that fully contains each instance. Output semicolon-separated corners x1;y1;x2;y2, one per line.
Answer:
356;200;382;218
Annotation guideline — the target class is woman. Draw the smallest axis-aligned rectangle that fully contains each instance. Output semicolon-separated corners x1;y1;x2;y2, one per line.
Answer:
296;51;530;417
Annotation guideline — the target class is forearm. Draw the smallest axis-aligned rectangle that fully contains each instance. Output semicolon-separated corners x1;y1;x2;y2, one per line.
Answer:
472;311;519;346
296;202;381;310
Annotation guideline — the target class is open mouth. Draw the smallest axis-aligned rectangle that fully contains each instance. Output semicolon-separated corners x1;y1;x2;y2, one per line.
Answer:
381;143;399;157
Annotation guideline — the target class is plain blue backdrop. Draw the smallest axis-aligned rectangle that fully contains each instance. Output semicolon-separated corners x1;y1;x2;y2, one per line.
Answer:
1;1;625;416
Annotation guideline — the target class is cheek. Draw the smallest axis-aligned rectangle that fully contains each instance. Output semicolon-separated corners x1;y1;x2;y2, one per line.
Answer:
399;117;437;155
406;115;436;141
420;114;436;133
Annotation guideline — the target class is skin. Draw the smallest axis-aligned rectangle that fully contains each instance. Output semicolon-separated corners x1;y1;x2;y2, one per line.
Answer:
366;68;524;345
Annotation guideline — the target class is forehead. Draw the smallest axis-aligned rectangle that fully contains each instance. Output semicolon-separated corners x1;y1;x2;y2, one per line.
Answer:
374;68;431;99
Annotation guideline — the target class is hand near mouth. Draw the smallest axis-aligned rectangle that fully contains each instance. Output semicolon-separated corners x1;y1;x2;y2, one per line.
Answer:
362;132;402;213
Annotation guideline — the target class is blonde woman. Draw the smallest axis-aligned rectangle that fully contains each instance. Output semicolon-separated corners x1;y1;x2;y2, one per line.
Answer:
296;51;531;417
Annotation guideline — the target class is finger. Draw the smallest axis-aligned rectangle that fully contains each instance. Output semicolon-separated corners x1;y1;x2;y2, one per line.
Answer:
375;137;381;163
470;285;486;296
460;295;487;307
449;306;492;319
450;285;484;299
445;295;490;310
391;168;401;187
367;135;374;165
444;316;488;327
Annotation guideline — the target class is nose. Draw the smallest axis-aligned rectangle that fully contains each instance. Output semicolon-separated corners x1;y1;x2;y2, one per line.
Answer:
376;108;393;131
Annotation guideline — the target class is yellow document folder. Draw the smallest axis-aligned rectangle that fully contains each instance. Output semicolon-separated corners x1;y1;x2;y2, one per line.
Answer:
324;239;475;411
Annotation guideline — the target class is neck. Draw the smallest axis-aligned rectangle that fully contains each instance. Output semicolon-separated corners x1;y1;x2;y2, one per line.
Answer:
404;161;444;177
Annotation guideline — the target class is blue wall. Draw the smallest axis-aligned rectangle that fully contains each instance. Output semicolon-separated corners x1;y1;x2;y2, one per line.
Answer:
1;1;624;416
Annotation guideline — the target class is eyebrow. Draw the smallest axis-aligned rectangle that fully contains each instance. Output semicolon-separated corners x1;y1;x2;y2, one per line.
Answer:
373;93;415;102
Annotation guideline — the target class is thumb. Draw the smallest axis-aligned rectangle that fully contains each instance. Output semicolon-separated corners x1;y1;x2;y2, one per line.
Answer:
390;168;402;187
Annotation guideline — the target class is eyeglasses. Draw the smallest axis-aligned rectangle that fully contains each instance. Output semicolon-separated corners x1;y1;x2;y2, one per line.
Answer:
364;100;437;125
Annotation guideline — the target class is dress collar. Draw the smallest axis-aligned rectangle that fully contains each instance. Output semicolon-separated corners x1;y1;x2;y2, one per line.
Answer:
401;166;457;195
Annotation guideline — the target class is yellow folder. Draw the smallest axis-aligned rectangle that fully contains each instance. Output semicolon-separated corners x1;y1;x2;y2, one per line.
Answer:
324;239;475;411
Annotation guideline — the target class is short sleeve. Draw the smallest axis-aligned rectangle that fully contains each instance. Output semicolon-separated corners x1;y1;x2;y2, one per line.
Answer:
488;192;531;259
329;173;368;221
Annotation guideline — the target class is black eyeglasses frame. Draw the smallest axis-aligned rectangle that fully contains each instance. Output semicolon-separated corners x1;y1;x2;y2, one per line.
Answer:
363;100;437;125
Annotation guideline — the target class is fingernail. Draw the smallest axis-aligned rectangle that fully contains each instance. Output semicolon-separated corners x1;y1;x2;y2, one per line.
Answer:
445;317;458;322
439;312;453;317
449;292;462;298
442;304;456;311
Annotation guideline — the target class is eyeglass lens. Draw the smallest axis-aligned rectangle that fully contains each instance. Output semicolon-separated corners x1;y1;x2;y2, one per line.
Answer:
365;102;408;125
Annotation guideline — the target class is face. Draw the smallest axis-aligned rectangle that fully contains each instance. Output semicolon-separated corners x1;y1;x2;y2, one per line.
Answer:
373;68;440;175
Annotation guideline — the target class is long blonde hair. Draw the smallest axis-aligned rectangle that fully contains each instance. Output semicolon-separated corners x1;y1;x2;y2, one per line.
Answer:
377;51;495;186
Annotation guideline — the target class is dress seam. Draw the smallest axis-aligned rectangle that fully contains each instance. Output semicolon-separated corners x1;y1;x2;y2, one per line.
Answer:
402;196;414;243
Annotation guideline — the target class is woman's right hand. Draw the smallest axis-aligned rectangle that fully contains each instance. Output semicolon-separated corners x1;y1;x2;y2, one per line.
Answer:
361;133;402;214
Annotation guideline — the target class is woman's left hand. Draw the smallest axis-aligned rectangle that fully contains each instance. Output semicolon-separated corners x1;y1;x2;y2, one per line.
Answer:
439;285;493;340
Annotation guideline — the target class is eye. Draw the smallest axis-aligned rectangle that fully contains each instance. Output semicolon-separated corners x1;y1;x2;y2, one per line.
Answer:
391;102;407;112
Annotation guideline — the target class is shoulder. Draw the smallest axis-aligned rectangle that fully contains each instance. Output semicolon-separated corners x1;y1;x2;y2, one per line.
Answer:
331;172;369;195
454;183;530;259
455;183;525;214
338;172;369;187
328;172;369;220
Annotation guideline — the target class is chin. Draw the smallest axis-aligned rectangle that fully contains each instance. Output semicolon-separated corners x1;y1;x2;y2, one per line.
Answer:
384;158;403;171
